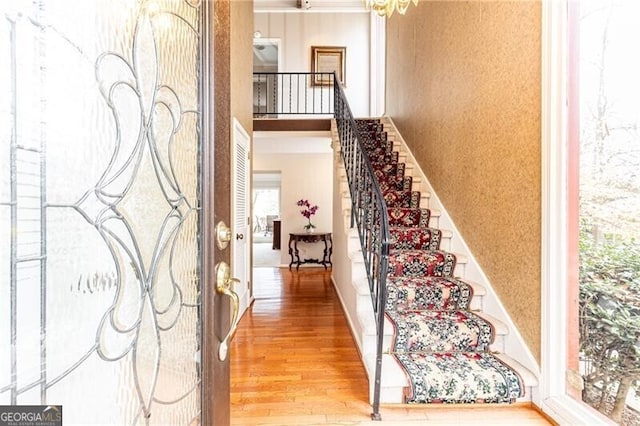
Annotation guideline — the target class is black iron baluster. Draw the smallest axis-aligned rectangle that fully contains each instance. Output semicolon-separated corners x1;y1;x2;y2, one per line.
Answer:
296;73;300;114
288;73;292;114
272;73;277;116
278;73;282;114
305;74;308;114
320;74;324;113
257;73;262;116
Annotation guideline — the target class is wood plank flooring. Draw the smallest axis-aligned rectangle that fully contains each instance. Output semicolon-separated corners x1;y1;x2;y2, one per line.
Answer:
230;267;552;425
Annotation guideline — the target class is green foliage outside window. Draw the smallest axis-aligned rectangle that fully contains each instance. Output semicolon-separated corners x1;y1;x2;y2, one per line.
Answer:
579;220;640;422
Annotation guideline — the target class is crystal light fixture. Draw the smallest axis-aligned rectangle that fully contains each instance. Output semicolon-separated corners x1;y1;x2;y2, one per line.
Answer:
364;0;419;17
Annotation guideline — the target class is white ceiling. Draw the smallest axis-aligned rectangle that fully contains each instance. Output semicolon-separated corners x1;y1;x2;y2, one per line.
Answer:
254;0;368;13
253;131;333;154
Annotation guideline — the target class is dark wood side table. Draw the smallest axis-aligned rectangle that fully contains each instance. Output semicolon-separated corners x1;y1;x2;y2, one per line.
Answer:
288;232;333;271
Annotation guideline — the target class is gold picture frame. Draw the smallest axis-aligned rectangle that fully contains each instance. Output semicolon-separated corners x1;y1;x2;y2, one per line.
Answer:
310;46;346;87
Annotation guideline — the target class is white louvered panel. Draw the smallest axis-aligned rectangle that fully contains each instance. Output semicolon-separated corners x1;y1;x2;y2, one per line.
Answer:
232;118;251;319
235;142;248;229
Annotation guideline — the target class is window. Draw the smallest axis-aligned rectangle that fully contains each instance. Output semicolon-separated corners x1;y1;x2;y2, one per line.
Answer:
542;1;640;423
575;1;640;422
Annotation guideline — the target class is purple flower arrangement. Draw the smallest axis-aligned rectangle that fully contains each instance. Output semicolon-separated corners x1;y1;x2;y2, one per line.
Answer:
296;199;318;230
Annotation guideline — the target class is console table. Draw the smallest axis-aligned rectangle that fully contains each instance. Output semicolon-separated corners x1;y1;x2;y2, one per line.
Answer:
288;232;332;271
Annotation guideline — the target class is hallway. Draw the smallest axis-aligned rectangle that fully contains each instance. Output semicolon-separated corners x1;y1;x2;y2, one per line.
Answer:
230;268;552;425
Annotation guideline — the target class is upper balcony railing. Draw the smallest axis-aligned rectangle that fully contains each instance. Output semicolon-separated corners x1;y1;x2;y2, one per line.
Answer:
253;72;335;117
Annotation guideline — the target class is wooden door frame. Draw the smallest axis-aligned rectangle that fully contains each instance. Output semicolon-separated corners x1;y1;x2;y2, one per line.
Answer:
202;0;233;424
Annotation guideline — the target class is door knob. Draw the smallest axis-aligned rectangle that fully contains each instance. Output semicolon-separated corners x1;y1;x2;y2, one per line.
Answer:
236;233;244;240
215;221;232;250
215;261;240;361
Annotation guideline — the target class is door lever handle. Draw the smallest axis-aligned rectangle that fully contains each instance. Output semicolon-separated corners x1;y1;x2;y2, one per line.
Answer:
236;233;244;240
215;261;240;361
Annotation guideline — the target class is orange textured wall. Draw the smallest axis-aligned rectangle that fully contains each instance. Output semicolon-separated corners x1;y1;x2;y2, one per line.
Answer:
386;1;542;360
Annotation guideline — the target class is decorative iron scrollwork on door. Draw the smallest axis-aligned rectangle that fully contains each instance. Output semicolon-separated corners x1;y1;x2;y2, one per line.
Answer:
1;1;203;423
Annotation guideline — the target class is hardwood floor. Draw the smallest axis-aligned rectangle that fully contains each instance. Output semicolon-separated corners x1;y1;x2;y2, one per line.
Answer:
230;267;552;425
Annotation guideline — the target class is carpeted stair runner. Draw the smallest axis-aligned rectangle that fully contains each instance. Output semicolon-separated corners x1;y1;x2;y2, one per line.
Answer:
388;207;431;228
388;250;457;278
355;118;524;404
389;227;442;251
386;310;494;352
383;189;421;209
385;276;473;311
395;352;524;404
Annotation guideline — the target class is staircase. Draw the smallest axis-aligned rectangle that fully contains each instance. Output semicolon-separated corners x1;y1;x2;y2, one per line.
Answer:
331;116;539;415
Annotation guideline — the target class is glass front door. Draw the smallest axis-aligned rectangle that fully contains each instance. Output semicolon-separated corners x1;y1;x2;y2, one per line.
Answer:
1;0;207;423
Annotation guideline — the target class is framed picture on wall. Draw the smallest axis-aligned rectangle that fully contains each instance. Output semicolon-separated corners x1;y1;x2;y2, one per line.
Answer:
310;46;346;87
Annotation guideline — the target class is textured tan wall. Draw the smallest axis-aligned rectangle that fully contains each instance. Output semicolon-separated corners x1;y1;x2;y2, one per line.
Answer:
231;0;253;132
386;1;542;361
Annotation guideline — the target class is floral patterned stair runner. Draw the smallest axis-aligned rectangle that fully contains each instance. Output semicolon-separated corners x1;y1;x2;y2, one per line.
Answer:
383;189;421;209
390;227;442;251
388;250;457;278
355;118;524;404
388;207;431;228
385;276;473;311
396;352;524;403
379;175;413;192
387;310;494;352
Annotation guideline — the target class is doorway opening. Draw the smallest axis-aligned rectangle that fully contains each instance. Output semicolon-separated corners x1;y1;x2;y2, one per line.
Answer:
252;172;282;267
253;38;280;118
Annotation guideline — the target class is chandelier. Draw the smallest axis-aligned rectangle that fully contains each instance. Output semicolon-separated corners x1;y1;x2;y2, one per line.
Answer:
364;0;419;17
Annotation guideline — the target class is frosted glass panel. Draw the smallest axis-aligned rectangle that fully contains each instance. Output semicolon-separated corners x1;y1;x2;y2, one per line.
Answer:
0;0;202;423
0;12;11;406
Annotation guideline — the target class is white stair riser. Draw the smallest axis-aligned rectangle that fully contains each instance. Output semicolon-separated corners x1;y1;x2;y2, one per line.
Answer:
357;293;373;311
374;386;405;404
470;296;483;311
455;262;466;279
361;334;393;356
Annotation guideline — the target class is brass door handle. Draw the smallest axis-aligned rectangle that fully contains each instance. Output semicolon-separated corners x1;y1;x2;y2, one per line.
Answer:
215;261;240;361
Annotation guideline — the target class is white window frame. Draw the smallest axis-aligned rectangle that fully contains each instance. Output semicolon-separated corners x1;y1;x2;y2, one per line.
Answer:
541;1;617;423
